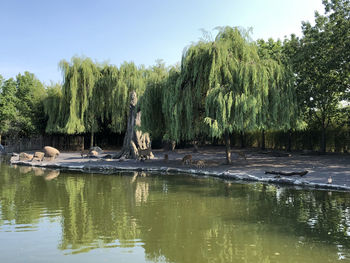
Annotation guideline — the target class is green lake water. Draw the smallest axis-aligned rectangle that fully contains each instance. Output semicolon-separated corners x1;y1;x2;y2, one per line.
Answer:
1;161;350;263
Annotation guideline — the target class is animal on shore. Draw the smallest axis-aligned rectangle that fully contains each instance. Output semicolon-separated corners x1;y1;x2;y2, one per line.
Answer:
196;160;205;168
31;151;45;162
182;154;192;165
19;152;33;161
139;148;152;161
81;149;99;159
237;151;246;160
43;146;60;160
81;150;88;158
164;154;168;162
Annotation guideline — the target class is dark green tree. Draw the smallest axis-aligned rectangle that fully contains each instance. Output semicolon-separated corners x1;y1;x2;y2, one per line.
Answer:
290;0;350;152
0;77;18;143
140;61;169;139
43;82;63;134
15;72;46;136
58;57;101;147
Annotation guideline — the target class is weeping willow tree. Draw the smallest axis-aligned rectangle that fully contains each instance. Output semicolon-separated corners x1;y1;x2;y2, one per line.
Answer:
204;27;299;162
43;57;103;148
58;57;102;147
106;62;146;133
257;38;304;150
139;61;170;139
44;57;148;150
43;83;62;134
141;27;299;163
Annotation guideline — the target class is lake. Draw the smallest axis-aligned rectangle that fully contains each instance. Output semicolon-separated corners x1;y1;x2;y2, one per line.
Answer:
1;161;350;262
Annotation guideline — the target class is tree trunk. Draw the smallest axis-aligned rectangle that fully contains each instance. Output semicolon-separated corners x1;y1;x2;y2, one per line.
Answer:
171;141;176;151
261;129;266;150
224;132;231;164
90;131;94;149
113;91;153;159
321;126;326;153
81;136;85;151
287;129;292;152
240;131;245;148
192;140;199;152
0;134;2;145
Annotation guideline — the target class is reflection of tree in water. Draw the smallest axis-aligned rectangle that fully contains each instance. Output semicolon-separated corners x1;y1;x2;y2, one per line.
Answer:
133;172;149;206
58;175;141;253
1;164;350;262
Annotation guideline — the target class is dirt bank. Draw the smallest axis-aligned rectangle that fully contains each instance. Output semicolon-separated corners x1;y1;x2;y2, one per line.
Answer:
10;146;350;191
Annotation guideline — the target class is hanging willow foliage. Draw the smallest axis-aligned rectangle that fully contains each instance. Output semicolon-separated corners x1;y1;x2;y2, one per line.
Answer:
139;61;169;138
44;83;62;133
142;27;299;144
58;57;101;134
44;57;147;137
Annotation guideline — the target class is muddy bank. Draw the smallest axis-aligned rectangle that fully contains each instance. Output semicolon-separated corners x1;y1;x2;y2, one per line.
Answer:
10;147;350;191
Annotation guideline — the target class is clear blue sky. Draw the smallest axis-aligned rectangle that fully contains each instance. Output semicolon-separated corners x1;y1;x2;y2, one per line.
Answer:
0;0;324;85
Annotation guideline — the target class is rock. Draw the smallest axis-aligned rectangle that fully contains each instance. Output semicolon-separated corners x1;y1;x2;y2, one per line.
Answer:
43;146;60;159
88;150;98;157
19;152;33;161
102;154;113;159
89;146;103;154
0;144;5;154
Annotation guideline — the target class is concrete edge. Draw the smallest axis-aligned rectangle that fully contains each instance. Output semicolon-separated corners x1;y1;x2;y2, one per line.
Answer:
11;159;350;192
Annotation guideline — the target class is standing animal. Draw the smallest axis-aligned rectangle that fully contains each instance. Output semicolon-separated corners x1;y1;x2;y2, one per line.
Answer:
43;146;60;160
164;154;169;162
182;154;192;165
81;149;99;158
238;151;246;160
19;152;33;161
81;150;88;158
32;152;45;162
196;160;205;168
139;148;152;160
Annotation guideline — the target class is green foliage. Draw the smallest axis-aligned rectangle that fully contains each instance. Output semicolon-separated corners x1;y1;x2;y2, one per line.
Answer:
43;83;63;133
16;72;47;136
283;0;350;151
148;27;298;143
58;57;101;134
0;72;46;139
44;58;147;136
0;77;18;137
139;61;169;138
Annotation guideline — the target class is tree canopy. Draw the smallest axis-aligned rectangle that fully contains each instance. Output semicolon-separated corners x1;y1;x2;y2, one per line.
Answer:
283;0;350;152
139;27;300;162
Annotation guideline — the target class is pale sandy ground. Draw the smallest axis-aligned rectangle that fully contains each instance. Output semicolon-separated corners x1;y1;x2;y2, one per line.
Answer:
10;146;350;191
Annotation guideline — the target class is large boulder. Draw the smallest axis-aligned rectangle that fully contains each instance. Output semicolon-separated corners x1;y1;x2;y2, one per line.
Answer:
43;146;60;159
0;144;5;154
88;150;98;157
89;146;103;154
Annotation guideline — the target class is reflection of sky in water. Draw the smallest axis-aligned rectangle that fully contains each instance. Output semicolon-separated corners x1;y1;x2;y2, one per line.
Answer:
0;217;148;263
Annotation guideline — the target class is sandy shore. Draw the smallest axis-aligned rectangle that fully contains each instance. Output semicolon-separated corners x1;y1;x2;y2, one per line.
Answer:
10;146;350;191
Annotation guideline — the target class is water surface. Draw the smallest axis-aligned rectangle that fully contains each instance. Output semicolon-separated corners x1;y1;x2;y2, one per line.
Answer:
1;161;350;262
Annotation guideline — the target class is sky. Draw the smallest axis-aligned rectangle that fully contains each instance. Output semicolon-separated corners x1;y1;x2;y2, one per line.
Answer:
0;0;324;85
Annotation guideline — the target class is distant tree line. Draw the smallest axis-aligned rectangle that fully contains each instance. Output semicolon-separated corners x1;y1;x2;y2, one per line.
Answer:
0;0;349;157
